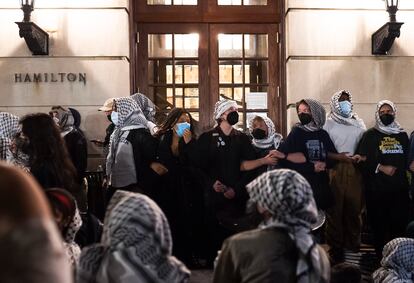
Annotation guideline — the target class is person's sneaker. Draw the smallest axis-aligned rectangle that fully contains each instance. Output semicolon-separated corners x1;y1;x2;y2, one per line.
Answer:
329;248;345;265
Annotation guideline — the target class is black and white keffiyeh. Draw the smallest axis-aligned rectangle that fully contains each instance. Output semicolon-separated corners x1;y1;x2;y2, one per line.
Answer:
52;107;75;137
374;100;404;135
248;116;283;149
77;190;190;283
0;112;20;160
213;99;238;120
297;99;326;132
373;238;414;282
328;90;366;129
131;93;156;122
63;208;82;267
106;97;149;178
246;169;328;283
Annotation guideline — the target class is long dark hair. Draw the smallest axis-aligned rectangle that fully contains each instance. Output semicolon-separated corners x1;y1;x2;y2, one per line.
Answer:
45;188;76;236
20;113;79;193
155;108;195;138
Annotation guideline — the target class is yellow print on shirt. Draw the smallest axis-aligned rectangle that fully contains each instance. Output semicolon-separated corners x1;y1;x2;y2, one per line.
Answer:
379;137;404;154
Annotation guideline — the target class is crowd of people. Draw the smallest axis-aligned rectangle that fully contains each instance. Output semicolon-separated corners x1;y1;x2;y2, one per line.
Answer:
1;90;414;282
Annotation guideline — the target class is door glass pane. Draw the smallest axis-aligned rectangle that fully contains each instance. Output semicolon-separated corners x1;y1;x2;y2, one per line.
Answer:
245;88;267;109
218;34;243;57
245;60;268;84
147;0;197;5
174;34;199;57
245;34;268;58
148;60;173;83
183;63;199;83
218;0;267;5
148;34;173;57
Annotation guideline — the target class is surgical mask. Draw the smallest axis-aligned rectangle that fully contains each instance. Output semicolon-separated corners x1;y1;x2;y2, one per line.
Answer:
298;113;312;125
226;111;239;126
111;111;119;126
175;122;191;137
252;128;267;140
380;114;395;126
339;101;352;117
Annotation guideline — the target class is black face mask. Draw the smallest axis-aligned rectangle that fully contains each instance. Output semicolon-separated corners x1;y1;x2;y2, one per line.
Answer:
298;113;312;125
107;114;112;123
252;128;267;140
226;111;239;126
380;114;395;126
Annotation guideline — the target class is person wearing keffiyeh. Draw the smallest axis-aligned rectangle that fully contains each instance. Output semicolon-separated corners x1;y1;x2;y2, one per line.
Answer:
77;190;190;283
323;90;367;263
131;93;159;135
356;100;410;258
278;99;337;210
213;169;330;283
0;112;20;161
105;97;161;199
373;238;414;283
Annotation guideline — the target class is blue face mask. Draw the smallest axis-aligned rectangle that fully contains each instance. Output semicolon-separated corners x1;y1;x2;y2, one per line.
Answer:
175;122;191;137
111;111;119;126
339;101;352;117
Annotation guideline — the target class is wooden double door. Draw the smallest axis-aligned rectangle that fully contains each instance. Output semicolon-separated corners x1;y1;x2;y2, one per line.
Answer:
135;23;281;131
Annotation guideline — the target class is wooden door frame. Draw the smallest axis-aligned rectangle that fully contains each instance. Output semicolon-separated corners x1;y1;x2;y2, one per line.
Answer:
209;23;281;131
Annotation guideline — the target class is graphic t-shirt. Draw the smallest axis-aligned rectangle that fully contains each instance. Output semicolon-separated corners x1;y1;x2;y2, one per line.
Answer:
357;128;409;191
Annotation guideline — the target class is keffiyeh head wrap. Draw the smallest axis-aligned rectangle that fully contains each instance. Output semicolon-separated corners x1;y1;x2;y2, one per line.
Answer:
131;93;157;122
106;97;149;178
63;208;82;267
375;100;403;135
51;106;75;136
248;116;283;149
0;112;20;160
77;190;190;283
246;169;328;283
213;99;238;120
296;99;326;132
328;90;366;130
373;238;414;282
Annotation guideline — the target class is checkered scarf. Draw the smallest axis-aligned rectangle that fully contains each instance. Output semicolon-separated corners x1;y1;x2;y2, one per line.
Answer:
52;107;75;137
297;99;326;132
248;116;283;149
328;90;366;130
106;97;149;178
0;112;20;160
63;208;82;268
374;100;404;135
131;93;156;122
373;238;414;282
246;169;327;283
77;190;190;283
213;99;238;120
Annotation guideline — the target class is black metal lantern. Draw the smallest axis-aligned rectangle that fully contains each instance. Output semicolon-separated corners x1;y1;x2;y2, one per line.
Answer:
15;0;49;55
372;0;403;55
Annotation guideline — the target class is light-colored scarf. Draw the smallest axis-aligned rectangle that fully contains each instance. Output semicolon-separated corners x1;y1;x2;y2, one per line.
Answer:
106;97;150;178
327;90;366;130
52;107;75;137
248;116;282;149
0;112;20;160
296;99;326;132
213;99;238;120
373;238;414;283
246;169;329;283
131;93;157;122
77;190;190;283
374;100;404;135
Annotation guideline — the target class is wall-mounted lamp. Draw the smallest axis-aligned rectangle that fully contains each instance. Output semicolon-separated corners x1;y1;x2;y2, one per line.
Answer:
372;0;404;55
15;0;49;55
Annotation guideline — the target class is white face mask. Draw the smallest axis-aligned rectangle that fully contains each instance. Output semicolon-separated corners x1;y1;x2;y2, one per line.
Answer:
111;111;119;126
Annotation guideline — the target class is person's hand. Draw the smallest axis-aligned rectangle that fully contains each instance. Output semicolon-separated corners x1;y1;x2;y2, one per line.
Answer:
182;129;192;144
379;164;397;176
213;180;226;193
338;152;353;163
223;188;235;199
314;161;326;172
90;139;104;146
261;154;278;166
150;162;169;176
268;150;286;159
409;161;414;172
102;177;108;189
351;154;365;163
287;152;306;163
